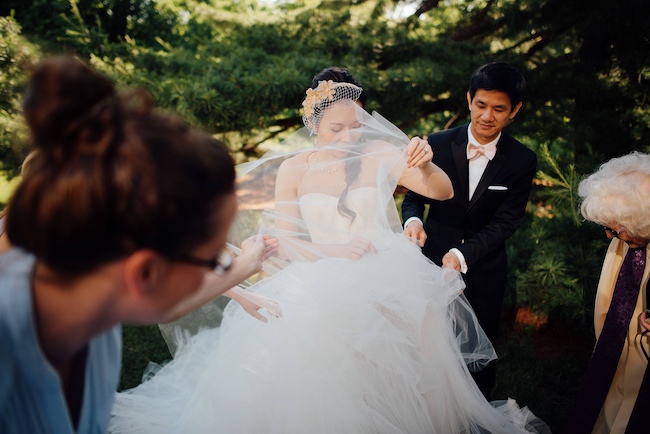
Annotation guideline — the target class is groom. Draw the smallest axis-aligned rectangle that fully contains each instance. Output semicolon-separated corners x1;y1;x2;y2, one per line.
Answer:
401;62;537;398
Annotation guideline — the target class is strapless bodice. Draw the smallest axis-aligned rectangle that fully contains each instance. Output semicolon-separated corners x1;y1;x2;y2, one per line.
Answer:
298;187;386;244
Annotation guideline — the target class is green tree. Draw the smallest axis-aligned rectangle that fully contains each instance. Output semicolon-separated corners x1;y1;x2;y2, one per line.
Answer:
1;0;175;47
0;16;39;176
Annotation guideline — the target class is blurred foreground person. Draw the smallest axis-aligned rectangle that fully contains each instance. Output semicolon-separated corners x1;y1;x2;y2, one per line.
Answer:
0;57;241;434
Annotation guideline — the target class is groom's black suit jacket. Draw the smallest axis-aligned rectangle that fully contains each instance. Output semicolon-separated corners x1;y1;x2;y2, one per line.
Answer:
401;125;536;341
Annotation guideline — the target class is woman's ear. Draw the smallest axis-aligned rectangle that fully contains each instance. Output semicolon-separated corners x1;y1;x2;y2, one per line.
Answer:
122;250;163;299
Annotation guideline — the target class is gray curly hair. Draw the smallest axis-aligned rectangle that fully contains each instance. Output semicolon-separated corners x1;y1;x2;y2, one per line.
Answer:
579;151;650;239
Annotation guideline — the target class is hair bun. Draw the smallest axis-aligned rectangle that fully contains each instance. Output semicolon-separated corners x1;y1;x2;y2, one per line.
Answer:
23;57;117;155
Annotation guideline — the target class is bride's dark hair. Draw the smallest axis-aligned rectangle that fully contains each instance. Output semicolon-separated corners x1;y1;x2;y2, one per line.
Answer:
7;57;236;274
309;67;367;221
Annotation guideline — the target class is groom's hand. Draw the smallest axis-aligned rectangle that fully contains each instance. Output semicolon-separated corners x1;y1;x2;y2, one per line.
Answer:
404;221;427;247
442;252;461;272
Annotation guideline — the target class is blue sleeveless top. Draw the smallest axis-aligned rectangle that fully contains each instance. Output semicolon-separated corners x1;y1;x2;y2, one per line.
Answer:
0;248;122;434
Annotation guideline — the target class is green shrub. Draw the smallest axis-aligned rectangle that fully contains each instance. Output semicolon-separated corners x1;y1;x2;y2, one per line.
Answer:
0;16;39;178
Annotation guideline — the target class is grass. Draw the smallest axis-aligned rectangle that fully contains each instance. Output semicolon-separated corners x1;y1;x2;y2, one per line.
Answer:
119;324;171;390
491;310;593;431
120;306;593;433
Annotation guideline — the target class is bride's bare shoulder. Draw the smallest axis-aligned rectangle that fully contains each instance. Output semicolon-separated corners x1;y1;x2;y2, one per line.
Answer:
278;151;311;173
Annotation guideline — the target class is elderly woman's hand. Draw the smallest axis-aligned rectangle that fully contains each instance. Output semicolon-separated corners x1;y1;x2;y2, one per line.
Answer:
638;310;650;333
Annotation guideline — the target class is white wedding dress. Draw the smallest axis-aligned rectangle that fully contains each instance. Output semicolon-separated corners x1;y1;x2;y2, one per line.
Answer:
109;109;547;434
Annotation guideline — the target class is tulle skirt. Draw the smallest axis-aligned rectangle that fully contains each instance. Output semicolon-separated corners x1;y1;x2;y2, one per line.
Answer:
109;234;548;433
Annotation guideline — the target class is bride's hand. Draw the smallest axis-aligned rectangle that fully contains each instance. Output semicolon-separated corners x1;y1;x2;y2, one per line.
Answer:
231;289;283;323
338;237;377;259
406;137;432;169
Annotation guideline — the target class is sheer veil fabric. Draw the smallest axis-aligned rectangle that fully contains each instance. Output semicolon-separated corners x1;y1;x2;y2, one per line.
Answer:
110;94;549;434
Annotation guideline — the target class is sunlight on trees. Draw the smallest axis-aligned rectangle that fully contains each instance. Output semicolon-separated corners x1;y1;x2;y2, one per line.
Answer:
0;0;648;325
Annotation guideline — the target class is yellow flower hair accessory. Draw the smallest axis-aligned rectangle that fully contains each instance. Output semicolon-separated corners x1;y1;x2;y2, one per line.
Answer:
301;80;363;134
302;80;337;118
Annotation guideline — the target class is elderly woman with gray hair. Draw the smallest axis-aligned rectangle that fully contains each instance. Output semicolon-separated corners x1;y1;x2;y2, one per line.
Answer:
564;151;650;434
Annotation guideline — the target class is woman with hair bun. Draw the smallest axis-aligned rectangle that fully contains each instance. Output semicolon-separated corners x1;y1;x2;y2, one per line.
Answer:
0;57;275;434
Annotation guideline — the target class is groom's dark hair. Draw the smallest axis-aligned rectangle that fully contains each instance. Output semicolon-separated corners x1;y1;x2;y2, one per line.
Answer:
468;62;526;110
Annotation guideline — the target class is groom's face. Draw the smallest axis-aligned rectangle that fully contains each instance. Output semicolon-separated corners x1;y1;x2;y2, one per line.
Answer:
467;89;522;144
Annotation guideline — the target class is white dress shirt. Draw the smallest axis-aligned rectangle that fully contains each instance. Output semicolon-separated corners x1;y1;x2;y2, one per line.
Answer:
467;125;500;199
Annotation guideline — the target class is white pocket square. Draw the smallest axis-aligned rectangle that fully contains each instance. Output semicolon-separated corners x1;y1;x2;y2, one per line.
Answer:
487;185;508;191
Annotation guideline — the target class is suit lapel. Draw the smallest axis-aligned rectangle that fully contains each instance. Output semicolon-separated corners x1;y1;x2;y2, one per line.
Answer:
468;138;508;211
451;129;470;204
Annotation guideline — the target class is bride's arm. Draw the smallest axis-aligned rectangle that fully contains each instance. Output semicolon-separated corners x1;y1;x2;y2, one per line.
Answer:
160;235;278;323
222;287;282;322
398;137;453;200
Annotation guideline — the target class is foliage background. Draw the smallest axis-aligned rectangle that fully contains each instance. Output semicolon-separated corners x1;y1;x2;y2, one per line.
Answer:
1;0;649;431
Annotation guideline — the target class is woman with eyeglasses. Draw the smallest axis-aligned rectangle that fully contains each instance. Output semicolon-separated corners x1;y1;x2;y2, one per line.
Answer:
564;151;650;434
0;57;275;434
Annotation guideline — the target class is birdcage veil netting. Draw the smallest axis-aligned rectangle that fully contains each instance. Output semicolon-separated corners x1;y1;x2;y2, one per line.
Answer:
158;81;496;371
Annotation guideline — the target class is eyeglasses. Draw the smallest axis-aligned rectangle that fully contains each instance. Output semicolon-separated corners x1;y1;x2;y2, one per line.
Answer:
171;250;233;274
603;226;625;239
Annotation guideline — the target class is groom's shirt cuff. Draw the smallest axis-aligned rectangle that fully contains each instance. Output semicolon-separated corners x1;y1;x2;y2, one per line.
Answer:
449;248;468;274
403;217;423;229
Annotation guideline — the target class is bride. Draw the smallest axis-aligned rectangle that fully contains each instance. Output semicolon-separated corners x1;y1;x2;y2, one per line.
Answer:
109;68;548;433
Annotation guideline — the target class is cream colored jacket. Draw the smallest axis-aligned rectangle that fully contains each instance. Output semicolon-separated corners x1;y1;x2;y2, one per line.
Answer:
593;238;649;434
